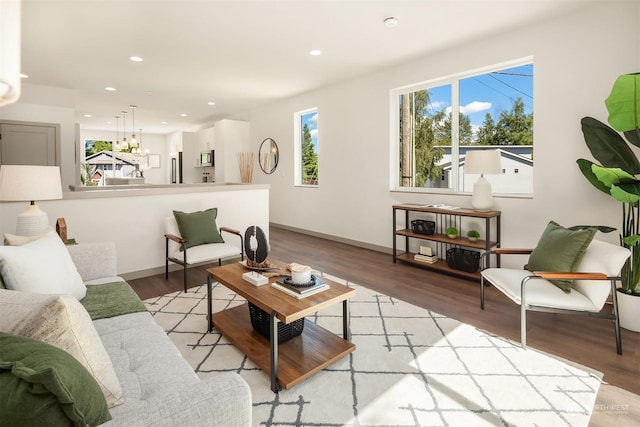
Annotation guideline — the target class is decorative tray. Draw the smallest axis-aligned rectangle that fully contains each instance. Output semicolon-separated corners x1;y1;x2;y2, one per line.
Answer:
239;260;278;271
280;274;322;288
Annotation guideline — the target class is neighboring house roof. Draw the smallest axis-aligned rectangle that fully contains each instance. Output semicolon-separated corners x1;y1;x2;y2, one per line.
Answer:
438;146;533;171
85;151;137;166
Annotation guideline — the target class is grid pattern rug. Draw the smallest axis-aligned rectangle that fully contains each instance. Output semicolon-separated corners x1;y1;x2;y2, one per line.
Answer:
143;274;602;427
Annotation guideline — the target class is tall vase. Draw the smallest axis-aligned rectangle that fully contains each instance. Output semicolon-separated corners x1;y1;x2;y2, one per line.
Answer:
617;289;640;332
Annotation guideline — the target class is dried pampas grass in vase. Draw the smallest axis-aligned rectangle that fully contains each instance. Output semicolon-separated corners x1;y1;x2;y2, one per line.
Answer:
237;152;254;183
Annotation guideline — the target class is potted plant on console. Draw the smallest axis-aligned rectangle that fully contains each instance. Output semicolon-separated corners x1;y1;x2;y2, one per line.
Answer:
446;227;459;239
577;72;640;332
467;229;480;242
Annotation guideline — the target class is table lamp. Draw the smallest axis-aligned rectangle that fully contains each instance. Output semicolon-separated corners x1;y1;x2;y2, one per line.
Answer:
464;150;502;211
0;165;63;236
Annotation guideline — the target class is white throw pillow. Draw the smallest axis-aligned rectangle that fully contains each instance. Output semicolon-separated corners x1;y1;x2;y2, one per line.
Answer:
0;229;86;299
3;227;53;246
0;288;124;407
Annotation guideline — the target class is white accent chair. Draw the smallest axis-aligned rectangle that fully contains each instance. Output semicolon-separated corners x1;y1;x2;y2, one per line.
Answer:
480;239;631;354
164;216;243;292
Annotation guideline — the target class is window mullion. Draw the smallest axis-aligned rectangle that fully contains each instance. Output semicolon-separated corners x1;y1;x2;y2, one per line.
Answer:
450;81;460;192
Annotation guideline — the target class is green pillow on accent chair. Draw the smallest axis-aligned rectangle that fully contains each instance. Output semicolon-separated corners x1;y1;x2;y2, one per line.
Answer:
173;208;225;250
0;332;112;427
525;221;597;293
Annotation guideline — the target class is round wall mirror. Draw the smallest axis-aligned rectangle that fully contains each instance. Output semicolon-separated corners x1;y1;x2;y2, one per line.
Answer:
258;138;279;174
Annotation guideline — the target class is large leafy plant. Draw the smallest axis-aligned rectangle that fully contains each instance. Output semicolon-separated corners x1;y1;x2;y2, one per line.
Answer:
577;73;640;296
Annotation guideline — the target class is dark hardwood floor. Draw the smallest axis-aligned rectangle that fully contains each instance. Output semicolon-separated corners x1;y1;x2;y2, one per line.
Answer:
129;226;640;397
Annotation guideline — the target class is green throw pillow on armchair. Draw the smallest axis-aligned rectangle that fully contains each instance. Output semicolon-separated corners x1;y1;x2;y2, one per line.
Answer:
525;221;597;293
0;332;112;426
173;208;225;250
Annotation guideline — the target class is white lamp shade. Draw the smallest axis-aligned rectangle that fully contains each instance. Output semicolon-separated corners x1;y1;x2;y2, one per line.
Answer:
0;165;63;236
0;165;63;202
464;149;502;175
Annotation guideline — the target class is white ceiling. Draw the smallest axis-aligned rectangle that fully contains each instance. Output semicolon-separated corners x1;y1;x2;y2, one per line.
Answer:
20;0;584;134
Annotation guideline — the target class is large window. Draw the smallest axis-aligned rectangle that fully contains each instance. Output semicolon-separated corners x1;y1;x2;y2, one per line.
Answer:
391;59;534;195
294;108;319;186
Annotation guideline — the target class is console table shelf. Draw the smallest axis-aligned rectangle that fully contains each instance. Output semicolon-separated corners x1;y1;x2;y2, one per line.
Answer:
393;204;501;280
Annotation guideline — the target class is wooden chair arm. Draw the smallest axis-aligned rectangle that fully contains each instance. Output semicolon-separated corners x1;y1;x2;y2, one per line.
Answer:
491;248;533;255
531;271;609;280
220;226;241;236
165;233;184;244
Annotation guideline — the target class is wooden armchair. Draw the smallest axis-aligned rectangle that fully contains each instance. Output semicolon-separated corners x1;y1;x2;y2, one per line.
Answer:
164;215;243;292
480;240;630;354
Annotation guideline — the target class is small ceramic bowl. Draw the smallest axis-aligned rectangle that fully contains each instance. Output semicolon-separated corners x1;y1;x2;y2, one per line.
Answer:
290;265;312;284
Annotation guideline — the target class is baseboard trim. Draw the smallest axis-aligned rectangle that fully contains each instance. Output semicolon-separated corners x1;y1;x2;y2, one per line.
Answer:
270;222;392;255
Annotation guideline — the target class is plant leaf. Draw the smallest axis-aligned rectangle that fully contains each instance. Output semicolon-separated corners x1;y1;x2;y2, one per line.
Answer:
568;225;616;233
622;234;640;246
617;180;640;197
576;159;611;194
605;73;640;132
592;165;636;187
610;184;640;204
624;128;640;148
581;117;640;173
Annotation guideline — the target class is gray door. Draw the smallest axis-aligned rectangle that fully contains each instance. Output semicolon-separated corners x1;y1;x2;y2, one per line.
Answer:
0;123;57;165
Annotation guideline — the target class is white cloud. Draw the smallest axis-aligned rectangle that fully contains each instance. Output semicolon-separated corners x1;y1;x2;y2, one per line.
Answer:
308;113;318;124
460;101;492;115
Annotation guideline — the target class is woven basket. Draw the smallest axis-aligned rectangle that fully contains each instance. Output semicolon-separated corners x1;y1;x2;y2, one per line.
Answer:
446;247;480;273
248;302;305;343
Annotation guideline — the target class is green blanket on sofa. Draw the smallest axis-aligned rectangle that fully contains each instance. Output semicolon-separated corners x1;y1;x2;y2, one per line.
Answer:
81;281;147;321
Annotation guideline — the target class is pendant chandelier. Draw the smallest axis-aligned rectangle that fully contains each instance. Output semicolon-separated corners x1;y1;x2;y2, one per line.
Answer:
114;115;121;151
130;105;138;150
120;111;128;150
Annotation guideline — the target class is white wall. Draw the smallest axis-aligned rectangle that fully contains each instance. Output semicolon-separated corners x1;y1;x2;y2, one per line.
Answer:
248;1;640;265
0;186;269;276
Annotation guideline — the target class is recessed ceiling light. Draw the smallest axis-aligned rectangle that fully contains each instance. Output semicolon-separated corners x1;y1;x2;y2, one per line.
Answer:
180;113;188;117
207;101;216;106
105;86;116;91
309;49;322;56
129;56;143;62
384;16;399;27
20;73;29;79
161;121;168;125
83;114;93;118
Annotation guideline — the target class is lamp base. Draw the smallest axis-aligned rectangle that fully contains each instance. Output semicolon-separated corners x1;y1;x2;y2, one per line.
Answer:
471;177;494;211
16;204;50;236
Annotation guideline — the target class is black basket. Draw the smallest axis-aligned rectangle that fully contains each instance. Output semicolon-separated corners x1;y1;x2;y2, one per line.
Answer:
446;248;480;273
411;219;435;235
248;302;305;343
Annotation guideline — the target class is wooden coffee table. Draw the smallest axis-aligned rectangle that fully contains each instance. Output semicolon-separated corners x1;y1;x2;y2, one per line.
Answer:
206;260;356;392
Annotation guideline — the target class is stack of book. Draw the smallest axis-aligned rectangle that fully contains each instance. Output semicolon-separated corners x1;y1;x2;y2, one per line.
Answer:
414;253;438;264
272;276;329;299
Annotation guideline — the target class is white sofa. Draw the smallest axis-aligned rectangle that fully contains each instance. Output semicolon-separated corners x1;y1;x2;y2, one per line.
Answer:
69;242;252;426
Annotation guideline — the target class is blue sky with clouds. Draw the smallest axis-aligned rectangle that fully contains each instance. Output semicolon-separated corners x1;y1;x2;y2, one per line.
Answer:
302;111;318;152
429;63;533;132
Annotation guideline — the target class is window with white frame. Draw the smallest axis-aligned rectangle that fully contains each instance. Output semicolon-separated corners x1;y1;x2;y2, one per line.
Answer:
294;108;319;186
391;59;534;195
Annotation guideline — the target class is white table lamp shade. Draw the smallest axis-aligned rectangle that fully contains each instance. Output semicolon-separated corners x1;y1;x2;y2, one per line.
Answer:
464;150;502;211
0;165;63;236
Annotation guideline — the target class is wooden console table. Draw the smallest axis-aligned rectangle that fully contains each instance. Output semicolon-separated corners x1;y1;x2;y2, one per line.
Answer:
392;204;501;280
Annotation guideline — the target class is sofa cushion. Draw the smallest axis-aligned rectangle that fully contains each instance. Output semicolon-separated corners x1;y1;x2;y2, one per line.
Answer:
173;208;224;249
0;229;86;300
0;332;112;426
525;221;596;293
0;289;124;408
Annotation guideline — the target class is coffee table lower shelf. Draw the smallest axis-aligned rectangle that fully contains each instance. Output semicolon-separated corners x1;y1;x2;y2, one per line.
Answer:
213;304;356;390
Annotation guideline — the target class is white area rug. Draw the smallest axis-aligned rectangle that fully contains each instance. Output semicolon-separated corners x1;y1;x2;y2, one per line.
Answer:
143;275;602;427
